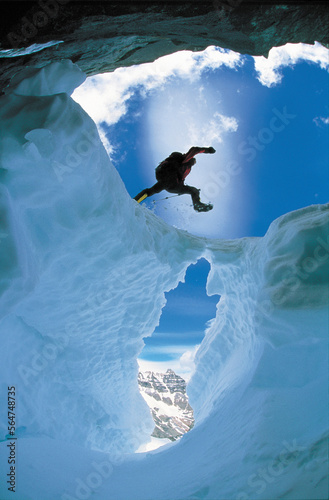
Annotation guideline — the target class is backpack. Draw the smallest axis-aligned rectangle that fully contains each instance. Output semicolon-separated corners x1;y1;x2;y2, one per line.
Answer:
155;152;184;182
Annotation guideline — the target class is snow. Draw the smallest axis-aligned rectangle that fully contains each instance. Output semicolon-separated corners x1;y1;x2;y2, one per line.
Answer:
136;437;172;453
141;391;182;419
0;41;63;59
0;60;328;500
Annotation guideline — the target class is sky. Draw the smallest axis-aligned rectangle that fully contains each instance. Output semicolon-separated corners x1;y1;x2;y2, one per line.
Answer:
72;42;329;380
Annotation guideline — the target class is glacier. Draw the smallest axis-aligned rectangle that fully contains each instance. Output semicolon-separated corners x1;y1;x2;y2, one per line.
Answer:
0;60;328;500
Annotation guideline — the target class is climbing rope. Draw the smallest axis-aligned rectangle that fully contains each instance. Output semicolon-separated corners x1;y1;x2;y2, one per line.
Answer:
153;193;183;202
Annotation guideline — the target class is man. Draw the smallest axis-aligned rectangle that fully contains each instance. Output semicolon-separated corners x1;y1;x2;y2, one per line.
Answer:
134;146;216;212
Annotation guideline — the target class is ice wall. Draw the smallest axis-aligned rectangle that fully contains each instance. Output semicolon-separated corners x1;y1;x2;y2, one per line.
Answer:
0;60;204;456
0;61;328;500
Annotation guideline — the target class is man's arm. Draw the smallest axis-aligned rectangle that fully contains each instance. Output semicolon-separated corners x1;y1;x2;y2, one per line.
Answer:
182;146;216;163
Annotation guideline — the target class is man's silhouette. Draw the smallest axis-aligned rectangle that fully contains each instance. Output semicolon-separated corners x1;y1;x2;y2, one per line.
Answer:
134;146;216;212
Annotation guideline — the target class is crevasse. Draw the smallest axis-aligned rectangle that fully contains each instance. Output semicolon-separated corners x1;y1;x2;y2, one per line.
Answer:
0;61;327;500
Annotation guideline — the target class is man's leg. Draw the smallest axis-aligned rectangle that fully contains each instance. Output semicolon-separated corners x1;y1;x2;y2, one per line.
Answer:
134;182;164;203
167;184;200;205
167;184;212;212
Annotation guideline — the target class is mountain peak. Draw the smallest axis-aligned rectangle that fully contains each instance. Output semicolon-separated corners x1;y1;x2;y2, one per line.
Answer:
138;369;194;441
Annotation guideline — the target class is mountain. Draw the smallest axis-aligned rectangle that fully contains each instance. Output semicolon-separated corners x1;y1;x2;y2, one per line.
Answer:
138;370;194;441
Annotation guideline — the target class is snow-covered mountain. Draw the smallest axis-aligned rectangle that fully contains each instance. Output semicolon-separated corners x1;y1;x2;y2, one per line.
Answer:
138;370;194;441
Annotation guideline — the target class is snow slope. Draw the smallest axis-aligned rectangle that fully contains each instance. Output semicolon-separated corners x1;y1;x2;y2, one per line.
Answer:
0;61;328;500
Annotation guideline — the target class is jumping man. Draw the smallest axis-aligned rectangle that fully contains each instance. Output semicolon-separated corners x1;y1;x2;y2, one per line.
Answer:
134;146;216;212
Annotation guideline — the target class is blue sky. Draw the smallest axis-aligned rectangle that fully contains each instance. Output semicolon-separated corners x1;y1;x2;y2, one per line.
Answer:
72;42;329;379
138;258;220;377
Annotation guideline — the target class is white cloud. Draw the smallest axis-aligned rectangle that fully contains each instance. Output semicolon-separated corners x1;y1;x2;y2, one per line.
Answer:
187;112;238;146
179;346;199;375
253;42;329;87
313;116;329;127
138;344;200;381
72;46;243;133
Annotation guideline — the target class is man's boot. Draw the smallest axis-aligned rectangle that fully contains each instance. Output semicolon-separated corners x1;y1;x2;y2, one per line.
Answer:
193;202;213;212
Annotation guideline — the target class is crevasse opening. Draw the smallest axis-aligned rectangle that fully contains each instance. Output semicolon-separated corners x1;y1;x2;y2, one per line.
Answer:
137;258;220;450
0;58;327;500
